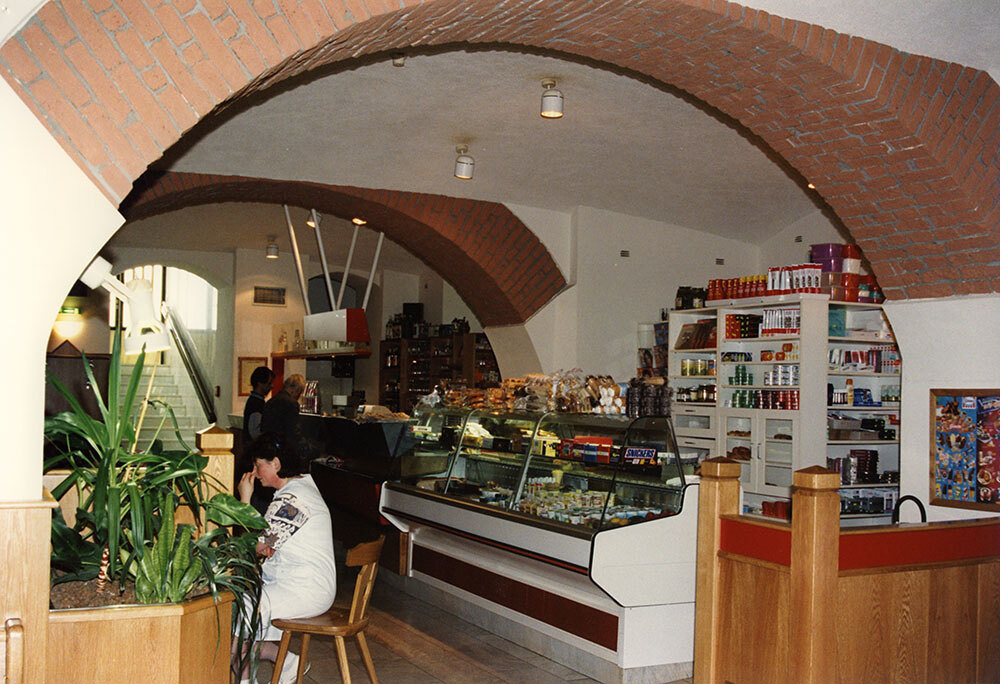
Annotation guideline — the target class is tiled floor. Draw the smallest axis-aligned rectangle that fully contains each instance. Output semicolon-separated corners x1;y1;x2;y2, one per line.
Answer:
254;579;693;684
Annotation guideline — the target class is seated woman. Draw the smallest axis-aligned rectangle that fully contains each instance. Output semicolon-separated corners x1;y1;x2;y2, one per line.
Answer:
236;433;337;684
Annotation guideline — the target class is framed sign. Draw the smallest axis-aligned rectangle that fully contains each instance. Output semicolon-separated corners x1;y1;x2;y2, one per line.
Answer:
238;356;268;396
930;389;1000;511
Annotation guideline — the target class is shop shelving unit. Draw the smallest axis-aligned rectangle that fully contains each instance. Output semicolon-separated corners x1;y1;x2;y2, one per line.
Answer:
378;333;499;412
668;293;902;525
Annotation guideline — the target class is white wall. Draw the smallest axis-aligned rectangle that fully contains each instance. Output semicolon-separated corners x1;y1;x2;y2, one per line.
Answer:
569;206;762;381
1;80;123;502
759;209;848;267
883;296;1000;522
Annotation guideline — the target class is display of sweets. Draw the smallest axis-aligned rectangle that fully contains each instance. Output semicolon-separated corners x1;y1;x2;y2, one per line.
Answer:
516;486;669;528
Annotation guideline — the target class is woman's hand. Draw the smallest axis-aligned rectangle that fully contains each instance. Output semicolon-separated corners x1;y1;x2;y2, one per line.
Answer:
238;470;255;504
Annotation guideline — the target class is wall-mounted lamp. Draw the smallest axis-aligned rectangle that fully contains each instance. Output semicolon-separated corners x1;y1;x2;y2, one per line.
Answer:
266;236;279;259
53;300;84;340
454;144;474;180
540;79;564;119
80;256;171;356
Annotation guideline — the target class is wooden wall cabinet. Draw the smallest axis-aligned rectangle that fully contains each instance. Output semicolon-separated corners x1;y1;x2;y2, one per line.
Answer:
378;333;498;412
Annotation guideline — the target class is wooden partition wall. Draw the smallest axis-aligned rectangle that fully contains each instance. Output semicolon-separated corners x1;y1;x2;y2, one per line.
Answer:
694;458;1000;684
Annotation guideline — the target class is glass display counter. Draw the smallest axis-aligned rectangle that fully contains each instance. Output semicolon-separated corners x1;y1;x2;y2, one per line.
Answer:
400;406;686;533
380;407;700;680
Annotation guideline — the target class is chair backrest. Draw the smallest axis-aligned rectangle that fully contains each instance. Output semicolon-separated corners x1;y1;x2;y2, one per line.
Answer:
345;536;385;625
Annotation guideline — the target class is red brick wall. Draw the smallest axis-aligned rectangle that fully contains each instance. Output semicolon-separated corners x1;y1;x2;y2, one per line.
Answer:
122;172;564;326
2;0;997;306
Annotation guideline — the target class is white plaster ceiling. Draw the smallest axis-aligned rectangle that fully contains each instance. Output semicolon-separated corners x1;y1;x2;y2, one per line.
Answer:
110;1;997;255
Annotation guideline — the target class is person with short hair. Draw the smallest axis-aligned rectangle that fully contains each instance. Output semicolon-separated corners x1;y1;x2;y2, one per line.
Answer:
235;433;336;684
243;366;274;441
261;374;305;445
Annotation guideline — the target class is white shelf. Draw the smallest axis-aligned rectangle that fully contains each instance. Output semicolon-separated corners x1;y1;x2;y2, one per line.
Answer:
668;293;901;504
722;360;800;366
829;335;896;344
723;334;800;342
827;440;899;445
839;483;899;489
721;384;799;390
671;347;717;353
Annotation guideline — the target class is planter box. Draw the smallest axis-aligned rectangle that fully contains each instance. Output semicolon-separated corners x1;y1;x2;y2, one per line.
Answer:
47;592;233;684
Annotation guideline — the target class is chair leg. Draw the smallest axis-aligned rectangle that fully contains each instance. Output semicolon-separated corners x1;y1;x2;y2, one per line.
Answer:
297;634;311;683
334;636;352;684
271;632;292;684
356;631;379;684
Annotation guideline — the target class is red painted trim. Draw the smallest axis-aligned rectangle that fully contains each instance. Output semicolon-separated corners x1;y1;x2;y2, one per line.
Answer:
412;545;619;651
383;507;589;574
719;518;792;567
839;523;1000;570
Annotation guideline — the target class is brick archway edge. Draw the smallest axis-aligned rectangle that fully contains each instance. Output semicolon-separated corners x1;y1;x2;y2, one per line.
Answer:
122;171;565;326
1;0;998;302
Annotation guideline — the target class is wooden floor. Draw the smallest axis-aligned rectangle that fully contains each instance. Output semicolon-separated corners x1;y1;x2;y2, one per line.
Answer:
255;580;694;684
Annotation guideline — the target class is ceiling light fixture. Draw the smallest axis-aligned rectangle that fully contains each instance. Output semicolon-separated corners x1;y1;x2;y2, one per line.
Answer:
540;79;563;119
266;236;279;259
391;53;406;67
454;145;474;180
352;217;367;226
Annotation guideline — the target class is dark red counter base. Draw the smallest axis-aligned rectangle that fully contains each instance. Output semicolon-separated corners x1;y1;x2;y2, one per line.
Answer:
412;544;619;651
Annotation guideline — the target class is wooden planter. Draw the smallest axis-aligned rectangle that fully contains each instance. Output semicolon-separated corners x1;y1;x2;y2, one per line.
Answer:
47;592;233;684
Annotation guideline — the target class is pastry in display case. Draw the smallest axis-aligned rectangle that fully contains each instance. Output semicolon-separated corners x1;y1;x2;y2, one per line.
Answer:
399;405;687;533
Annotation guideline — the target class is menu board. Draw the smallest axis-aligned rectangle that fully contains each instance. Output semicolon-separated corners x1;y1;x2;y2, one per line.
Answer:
931;390;1000;509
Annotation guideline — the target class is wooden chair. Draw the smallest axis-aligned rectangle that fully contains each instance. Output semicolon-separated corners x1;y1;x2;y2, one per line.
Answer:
271;536;385;684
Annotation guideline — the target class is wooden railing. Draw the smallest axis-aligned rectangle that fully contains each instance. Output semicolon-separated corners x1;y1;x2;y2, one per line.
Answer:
694;458;1000;684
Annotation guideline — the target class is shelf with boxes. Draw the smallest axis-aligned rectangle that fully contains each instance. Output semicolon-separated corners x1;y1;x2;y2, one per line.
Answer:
667;292;902;524
378;332;500;412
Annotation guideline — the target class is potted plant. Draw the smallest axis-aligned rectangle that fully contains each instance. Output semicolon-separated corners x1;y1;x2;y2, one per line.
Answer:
44;329;266;683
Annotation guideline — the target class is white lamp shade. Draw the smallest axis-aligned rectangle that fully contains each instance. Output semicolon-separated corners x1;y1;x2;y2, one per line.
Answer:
541;87;564;118
454;154;475;179
266;242;279;258
123;278;170;355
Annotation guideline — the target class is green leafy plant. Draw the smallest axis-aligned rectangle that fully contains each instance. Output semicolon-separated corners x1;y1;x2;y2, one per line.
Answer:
44;328;267;676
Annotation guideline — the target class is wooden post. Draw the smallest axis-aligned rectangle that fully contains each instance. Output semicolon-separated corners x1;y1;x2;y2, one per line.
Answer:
694;457;743;684
789;466;841;684
1;492;57;684
195;426;235;531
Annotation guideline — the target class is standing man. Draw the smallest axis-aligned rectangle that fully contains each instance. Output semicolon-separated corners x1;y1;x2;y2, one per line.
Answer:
261;373;306;445
243;366;274;441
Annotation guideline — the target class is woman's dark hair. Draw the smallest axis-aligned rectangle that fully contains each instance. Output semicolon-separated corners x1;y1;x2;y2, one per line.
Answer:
249;366;274;387
245;431;307;478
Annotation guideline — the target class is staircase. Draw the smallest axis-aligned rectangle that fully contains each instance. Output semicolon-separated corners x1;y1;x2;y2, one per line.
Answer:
119;360;212;454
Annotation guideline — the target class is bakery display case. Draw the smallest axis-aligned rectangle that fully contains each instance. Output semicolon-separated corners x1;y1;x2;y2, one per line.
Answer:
380;407;700;682
398;407;688;532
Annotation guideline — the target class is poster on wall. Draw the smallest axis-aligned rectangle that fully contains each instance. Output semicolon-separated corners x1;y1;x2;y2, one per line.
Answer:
930;389;1000;511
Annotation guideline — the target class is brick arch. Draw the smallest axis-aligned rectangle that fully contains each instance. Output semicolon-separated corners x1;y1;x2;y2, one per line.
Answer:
1;0;997;300
122;171;564;327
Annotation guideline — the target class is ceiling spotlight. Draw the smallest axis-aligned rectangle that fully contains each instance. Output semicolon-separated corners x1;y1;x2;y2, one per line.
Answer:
540;79;563;119
306;215;318;228
266;236;279;259
454;145;474;180
807;182;816;190
352;217;367;225
391;53;406;67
